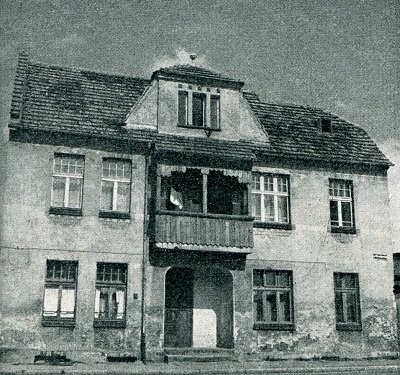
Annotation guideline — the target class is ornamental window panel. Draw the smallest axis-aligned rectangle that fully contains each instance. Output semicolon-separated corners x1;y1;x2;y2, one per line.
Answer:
192;92;206;128
94;263;127;328
334;273;361;331
329;179;355;232
178;91;188;126
253;269;294;330
251;174;290;225
51;154;84;212
42;260;78;327
210;95;220;129
100;159;131;217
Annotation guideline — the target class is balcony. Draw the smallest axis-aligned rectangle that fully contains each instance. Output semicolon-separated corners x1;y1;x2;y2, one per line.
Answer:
154;210;254;252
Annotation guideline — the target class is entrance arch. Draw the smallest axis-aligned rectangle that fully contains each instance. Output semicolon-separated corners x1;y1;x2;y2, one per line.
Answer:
164;267;233;349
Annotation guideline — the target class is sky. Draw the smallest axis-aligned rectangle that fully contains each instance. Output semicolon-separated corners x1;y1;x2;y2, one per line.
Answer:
0;0;399;248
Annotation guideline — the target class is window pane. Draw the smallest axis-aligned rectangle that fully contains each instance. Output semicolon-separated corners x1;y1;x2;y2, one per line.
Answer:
252;175;260;190
280;292;291;322
265;292;278;322
117;182;130;212
68;178;82;208
101;181;114;211
52;177;66;207
192;93;205;127
277;196;289;223
116;289;125;319
264;195;274;222
210;96;220;129
346;292;358;322
252;194;261;220
341;201;352;227
178;91;188;126
265;271;276;287
253;270;264;287
43;287;59;317
330;200;339;226
264;176;274;191
278;272;290;287
254;291;263;321
277;177;288;193
335;292;344;322
60;288;75;318
343;274;356;288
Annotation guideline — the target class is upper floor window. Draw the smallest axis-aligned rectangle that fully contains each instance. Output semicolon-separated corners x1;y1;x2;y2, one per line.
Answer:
42;260;78;327
50;154;84;216
252;174;291;229
94;263;127;328
99;159;131;219
329;179;355;233
177;90;220;130
253;269;294;331
334;273;361;331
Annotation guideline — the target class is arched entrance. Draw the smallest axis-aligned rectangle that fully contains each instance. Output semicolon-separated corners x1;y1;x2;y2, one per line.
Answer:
164;267;233;348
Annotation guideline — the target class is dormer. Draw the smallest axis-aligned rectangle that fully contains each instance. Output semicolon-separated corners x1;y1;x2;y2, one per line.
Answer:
126;63;267;143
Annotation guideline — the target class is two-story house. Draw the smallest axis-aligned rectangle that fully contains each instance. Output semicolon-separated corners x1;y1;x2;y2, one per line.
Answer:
0;52;397;363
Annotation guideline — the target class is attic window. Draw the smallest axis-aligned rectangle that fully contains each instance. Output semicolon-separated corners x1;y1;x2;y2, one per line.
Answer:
321;118;332;133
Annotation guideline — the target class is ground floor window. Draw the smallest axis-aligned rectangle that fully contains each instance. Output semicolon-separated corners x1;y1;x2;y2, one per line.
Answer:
42;260;78;327
94;263;127;328
253;269;294;330
334;273;361;331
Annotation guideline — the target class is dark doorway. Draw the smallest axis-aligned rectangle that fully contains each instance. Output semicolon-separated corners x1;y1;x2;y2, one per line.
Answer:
164;268;194;347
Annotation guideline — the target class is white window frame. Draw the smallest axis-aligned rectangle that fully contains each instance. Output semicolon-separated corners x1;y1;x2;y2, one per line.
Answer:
329;179;354;229
100;159;131;213
252;174;290;224
51;155;84;209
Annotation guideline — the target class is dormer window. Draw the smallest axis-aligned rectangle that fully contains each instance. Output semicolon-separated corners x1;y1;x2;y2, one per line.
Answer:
320;118;332;133
177;88;221;131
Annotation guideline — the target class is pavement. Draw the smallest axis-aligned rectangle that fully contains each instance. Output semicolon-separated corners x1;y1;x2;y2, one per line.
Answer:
1;358;400;375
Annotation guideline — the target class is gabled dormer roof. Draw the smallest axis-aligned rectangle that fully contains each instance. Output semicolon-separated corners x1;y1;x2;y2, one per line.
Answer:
8;54;392;170
151;64;244;90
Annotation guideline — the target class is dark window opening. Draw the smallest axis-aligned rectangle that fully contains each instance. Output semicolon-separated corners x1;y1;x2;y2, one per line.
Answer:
210;95;220;129
321;118;332;133
207;171;247;215
178;91;188;126
192;93;206;128
161;169;203;213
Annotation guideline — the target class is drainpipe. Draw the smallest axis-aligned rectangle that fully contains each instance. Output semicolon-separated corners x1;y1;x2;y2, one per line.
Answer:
140;143;153;364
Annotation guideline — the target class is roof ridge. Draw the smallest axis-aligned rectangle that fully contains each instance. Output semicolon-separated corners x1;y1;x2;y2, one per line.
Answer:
27;60;149;82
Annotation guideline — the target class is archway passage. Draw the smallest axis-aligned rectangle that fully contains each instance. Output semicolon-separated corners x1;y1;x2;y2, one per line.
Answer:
164;267;233;349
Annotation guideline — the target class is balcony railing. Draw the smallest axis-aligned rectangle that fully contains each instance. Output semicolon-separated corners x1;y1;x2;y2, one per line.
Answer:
154;210;254;250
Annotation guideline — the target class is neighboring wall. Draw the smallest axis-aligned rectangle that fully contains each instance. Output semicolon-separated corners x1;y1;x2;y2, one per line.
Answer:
234;164;398;359
0;141;146;362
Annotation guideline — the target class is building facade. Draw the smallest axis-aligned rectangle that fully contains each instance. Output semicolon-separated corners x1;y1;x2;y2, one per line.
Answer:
1;53;398;363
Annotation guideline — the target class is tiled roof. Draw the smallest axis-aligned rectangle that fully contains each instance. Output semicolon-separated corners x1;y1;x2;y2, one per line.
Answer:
152;64;244;89
243;92;391;167
9;54;391;168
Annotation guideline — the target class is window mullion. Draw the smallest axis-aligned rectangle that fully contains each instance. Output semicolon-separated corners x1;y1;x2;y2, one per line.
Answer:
338;200;343;227
273;177;279;222
57;285;62;320
260;176;265;221
342;291;348;323
188;93;193;126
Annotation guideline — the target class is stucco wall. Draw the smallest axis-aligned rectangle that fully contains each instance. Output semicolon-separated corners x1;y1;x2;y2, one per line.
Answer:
0;141;146;362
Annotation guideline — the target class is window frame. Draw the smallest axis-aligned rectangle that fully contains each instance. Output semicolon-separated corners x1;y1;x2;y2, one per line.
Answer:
94;262;128;328
49;154;84;216
334;272;362;331
253;269;295;331
177;89;222;132
252;173;292;230
42;260;78;327
99;159;132;220
329;179;356;234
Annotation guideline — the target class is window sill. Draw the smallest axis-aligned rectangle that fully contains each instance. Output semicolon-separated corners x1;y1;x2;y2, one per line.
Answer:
94;320;126;329
330;227;356;235
99;211;130;220
177;123;221;131
253;222;292;230
253;323;295;331
42;319;75;328
49;207;82;217
336;323;362;332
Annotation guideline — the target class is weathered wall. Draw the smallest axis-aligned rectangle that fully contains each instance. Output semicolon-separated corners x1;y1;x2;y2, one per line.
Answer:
237;165;398;359
0;141;146;362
